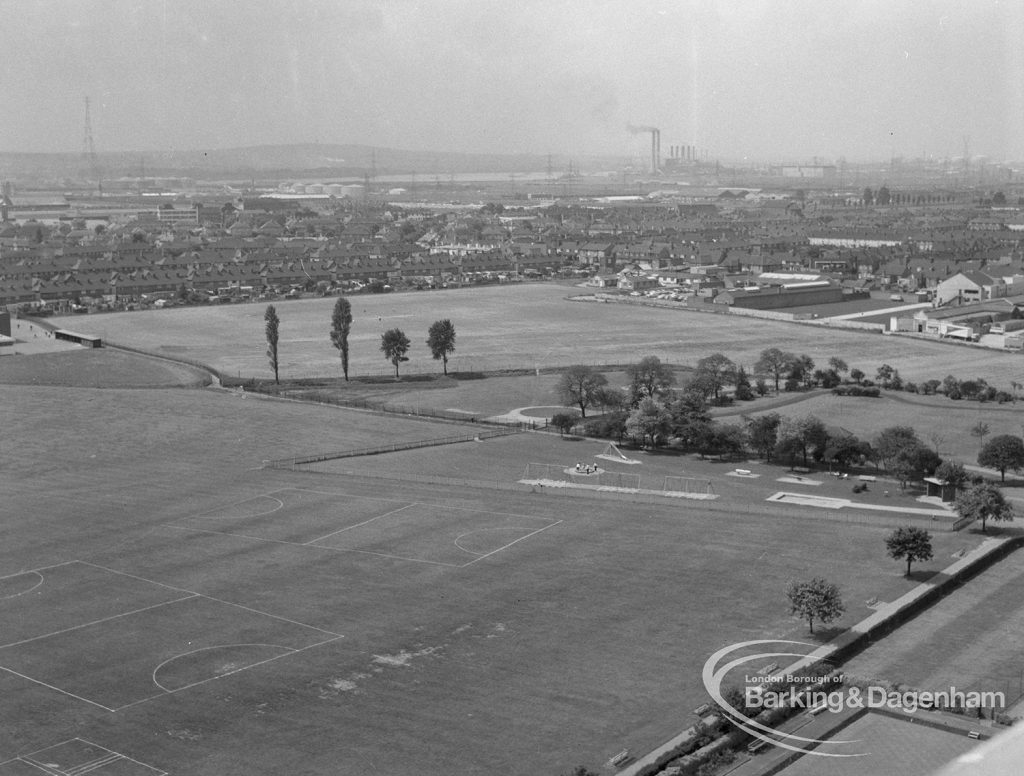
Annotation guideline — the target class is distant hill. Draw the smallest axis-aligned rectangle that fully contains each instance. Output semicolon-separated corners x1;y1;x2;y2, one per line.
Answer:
0;143;626;181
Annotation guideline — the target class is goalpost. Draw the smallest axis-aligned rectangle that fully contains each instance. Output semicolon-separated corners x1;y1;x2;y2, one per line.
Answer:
662;475;715;495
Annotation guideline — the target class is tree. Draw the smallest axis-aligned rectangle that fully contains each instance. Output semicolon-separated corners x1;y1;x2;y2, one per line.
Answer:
978;435;1024;482
556;365;608;418
550;412;578;438
329;296;353;381
849;368;865;385
264;305;280;384
955;482;1015;533
828;357;848;378
592;385;628;413
891;445;941;489
787;578;845;634
626;356;675;403
823;431;870;468
733;366;755;400
380;328;411;378
426;319;456;375
694;353;736;403
934;460;969;491
874;426;922;472
971;421;991;451
875;364;895;388
886;527;933;576
746;413;781;461
775;415;828;468
626;398;672;448
755;347;795;392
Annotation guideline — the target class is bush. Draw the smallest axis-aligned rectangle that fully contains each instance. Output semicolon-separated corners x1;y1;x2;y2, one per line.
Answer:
581;411;628;441
832;385;880;398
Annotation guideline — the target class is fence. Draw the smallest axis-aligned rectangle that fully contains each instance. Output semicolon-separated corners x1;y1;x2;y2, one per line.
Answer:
663;475;715;495
268;426;524;469
522;463;642;490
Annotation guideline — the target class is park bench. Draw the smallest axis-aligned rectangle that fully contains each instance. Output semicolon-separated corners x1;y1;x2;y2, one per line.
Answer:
607;749;631;767
747;739;769;754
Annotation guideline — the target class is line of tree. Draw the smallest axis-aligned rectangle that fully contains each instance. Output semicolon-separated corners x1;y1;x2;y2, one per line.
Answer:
263;301;459;382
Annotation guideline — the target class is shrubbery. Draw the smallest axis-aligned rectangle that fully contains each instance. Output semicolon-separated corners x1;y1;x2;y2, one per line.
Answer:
832;385;880;397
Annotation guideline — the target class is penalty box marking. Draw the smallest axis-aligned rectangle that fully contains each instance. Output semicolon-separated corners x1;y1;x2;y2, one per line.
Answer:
169;487;563;567
0;561;342;712
0;738;166;776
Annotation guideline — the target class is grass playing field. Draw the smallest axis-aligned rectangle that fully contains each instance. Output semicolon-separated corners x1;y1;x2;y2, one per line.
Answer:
48;283;1024;387
1;377;985;776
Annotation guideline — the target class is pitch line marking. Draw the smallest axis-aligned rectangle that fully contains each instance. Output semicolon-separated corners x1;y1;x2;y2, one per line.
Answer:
0;571;44;600
0;560;77;580
76;560;197;596
76;560;342;637
151;642;296;693
0;665;116;713
284;487;547;520
167;524;315;549
452;527;542;557
190;494;285;521
118;635;344;711
460;520;562;567
166;525;457;568
304;503;418;545
0;595;198;651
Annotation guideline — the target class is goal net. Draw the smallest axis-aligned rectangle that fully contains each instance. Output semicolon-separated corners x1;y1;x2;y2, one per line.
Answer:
662;475;715;495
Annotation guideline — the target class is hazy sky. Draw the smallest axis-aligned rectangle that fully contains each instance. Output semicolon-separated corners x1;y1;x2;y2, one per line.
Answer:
2;0;1022;163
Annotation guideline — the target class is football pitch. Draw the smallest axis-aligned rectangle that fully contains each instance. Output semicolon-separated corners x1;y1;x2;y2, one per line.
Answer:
0;384;979;775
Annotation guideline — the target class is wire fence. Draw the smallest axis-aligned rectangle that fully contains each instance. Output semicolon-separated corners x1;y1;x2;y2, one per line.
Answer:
268;426;524;468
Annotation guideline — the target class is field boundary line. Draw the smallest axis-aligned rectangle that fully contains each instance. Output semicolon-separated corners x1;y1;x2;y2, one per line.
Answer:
304;503;417;545
76;560;197;596
461;521;562;567
289;486;551;520
0;665;117;713
79;559;342;637
0;594;198;651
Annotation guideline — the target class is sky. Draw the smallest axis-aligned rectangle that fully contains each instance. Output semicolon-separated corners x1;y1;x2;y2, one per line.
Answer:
1;0;1022;163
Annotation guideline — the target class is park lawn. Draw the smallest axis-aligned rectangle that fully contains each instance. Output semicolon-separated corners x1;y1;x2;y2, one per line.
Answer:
0;348;211;388
0;380;983;776
49;283;1024;389
747;390;1021;465
842;544;1024;708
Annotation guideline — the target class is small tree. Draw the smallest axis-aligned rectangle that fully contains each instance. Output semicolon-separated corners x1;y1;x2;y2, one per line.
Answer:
849;368;865;385
978;434;1024;483
626;398;672;448
828;357;848;378
550;412;578;438
556;365;608;418
955;482;1015;533
971;421;991;450
329;296;353;381
426;319;456;375
787;578;845;634
747;413;781;461
886;526;933;576
380;328;411;378
264;304;280;384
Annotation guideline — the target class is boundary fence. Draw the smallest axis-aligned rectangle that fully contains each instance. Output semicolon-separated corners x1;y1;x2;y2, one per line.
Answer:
268;426;524;468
